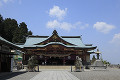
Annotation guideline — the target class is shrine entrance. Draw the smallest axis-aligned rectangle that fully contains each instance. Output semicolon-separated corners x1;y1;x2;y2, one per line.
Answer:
47;57;63;65
34;44;76;65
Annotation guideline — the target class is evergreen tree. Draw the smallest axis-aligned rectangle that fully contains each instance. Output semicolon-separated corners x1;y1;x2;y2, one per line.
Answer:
12;27;20;43
0;14;33;43
13;23;33;43
3;18;18;42
19;22;28;43
28;30;32;35
0;14;4;37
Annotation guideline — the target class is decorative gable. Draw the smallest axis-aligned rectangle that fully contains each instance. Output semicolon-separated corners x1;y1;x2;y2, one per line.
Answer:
34;30;75;46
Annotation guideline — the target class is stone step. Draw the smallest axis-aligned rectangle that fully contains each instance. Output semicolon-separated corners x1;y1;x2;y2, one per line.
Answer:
23;65;76;71
36;66;74;70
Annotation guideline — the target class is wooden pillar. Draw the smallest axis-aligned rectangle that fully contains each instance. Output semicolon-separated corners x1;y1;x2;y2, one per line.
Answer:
84;54;86;61
0;53;1;72
82;49;86;65
83;50;86;61
86;54;90;63
63;57;65;65
23;54;25;60
45;57;47;65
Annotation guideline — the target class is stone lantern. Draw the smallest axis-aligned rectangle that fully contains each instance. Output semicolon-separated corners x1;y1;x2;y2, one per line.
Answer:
95;49;101;60
91;48;106;70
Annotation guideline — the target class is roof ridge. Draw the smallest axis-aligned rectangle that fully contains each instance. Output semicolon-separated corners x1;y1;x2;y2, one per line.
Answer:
61;36;81;38
28;35;81;38
28;35;49;38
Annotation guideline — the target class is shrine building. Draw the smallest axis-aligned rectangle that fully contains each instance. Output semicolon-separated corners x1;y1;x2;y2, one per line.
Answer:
19;30;97;66
0;36;20;72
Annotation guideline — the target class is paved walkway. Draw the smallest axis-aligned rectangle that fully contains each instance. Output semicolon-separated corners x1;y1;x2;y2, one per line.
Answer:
0;72;39;80
1;68;120;80
71;68;120;80
30;71;80;80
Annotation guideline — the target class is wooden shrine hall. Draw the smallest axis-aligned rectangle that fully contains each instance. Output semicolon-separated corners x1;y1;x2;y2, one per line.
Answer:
18;30;97;66
0;36;20;72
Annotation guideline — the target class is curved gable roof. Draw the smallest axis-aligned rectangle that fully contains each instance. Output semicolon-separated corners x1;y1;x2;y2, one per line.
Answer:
18;30;96;49
0;36;20;49
34;30;76;46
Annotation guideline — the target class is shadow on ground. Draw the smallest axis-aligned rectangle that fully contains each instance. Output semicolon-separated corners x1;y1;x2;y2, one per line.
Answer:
0;71;27;80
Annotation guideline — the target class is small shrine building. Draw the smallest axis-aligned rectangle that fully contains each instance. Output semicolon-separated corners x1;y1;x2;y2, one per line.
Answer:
19;30;97;65
0;36;20;72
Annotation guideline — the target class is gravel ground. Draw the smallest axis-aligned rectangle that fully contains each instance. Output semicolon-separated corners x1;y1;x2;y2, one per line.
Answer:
0;71;39;80
71;68;120;80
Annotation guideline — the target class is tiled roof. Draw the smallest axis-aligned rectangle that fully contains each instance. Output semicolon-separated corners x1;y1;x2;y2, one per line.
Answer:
18;30;96;49
0;36;20;49
18;35;96;49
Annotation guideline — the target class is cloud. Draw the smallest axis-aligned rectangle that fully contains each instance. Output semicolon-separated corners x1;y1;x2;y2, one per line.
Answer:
46;20;74;31
49;5;67;20
46;20;88;31
93;22;115;34
0;1;3;7
0;0;13;7
60;22;75;31
110;33;120;45
75;22;89;29
47;6;89;31
3;0;13;3
0;0;20;7
3;0;8;3
47;20;60;29
18;0;22;4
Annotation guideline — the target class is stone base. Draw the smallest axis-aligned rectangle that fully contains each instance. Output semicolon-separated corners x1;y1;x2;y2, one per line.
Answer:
75;69;82;72
90;66;107;71
74;67;84;72
90;59;107;70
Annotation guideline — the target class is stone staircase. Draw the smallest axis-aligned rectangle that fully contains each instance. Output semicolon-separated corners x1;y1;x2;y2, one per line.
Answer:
35;65;75;70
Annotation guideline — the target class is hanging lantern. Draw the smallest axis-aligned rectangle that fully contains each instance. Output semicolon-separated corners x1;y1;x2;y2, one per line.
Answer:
68;56;71;59
40;55;43;58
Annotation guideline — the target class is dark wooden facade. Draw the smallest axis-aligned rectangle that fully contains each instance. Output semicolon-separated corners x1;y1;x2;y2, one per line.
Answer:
0;36;20;72
20;30;96;66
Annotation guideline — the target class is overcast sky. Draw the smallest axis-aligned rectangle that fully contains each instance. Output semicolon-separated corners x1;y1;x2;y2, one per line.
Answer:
0;0;120;64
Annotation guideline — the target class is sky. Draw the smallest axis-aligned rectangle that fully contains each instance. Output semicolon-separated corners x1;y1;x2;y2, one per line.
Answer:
0;0;120;64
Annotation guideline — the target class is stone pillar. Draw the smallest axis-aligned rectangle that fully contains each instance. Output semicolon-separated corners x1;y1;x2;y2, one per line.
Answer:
97;54;100;59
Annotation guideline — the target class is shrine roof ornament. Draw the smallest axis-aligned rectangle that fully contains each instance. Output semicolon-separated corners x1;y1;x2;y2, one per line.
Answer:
52;30;58;34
